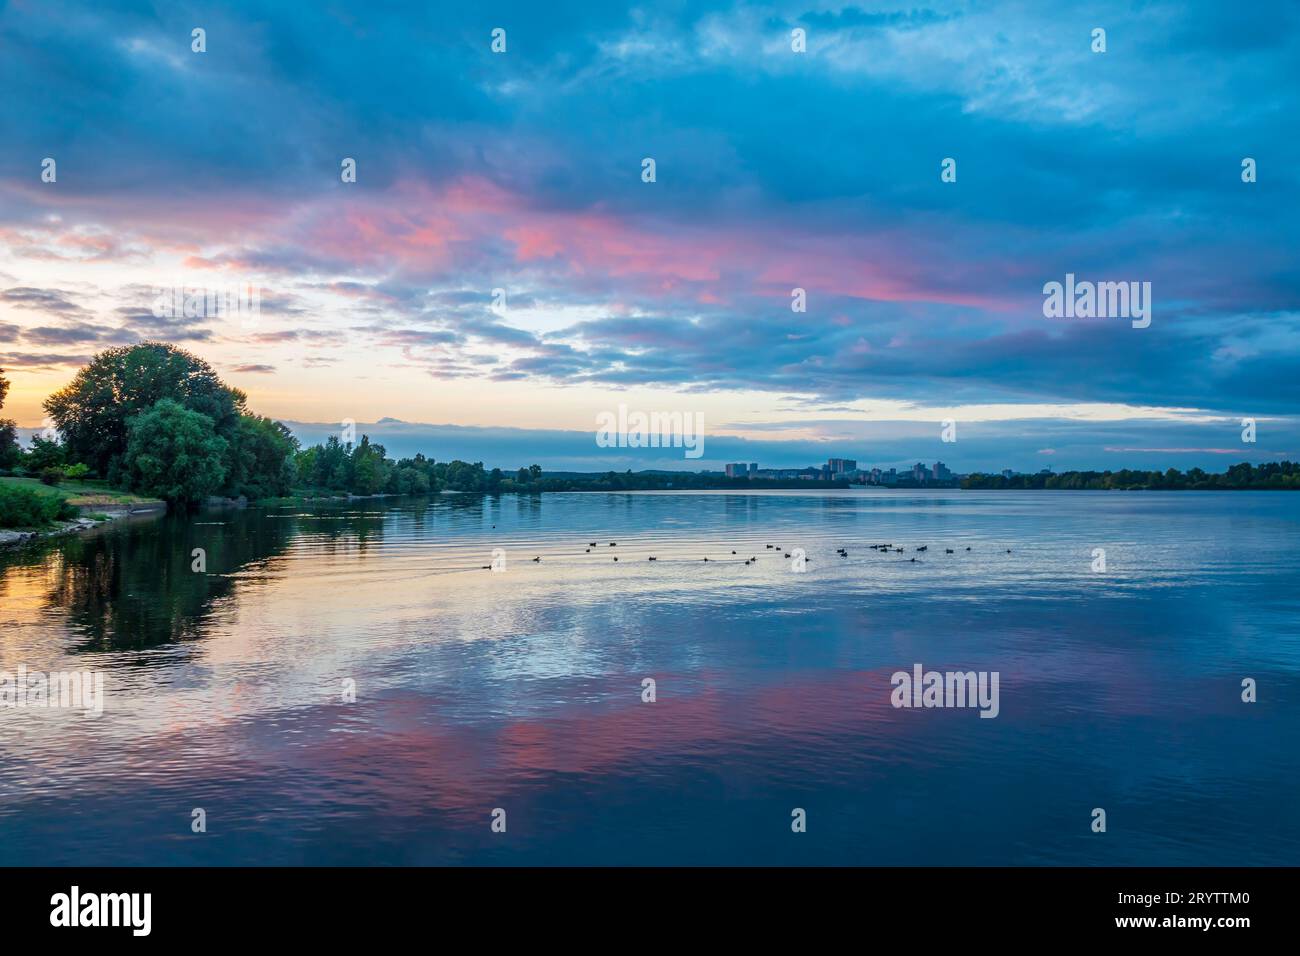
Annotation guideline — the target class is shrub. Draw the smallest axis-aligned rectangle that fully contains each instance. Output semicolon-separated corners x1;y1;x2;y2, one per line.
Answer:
0;483;77;528
63;463;91;481
39;466;64;486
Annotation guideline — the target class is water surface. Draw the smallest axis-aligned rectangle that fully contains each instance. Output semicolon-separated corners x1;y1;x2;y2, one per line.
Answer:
1;490;1297;865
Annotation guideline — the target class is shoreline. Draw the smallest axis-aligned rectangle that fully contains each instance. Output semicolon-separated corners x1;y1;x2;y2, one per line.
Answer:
0;500;166;549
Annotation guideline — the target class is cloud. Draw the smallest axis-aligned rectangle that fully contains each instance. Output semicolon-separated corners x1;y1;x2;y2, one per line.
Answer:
1;287;94;321
229;363;276;374
0;351;94;369
21;322;136;347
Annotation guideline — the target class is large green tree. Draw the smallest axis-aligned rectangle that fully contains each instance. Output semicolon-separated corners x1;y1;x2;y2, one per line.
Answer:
121;399;229;503
44;343;246;477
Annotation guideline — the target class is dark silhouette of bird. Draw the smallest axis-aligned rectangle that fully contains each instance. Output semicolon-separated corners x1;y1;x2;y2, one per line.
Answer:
613;556;618;562
945;549;954;554
917;546;928;552
532;556;540;562
703;557;709;562
648;556;657;561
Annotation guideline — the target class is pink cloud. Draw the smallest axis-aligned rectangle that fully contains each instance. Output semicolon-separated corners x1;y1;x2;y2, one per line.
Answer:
2;174;1023;315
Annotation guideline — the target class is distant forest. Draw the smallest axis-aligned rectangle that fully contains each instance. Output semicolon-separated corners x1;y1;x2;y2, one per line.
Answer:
961;463;1300;490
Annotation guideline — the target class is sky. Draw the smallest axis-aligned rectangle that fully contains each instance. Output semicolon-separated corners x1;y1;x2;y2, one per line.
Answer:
1;0;1298;472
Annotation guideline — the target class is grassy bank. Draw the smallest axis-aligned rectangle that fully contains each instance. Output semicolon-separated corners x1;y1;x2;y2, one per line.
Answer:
0;476;165;533
0;476;161;507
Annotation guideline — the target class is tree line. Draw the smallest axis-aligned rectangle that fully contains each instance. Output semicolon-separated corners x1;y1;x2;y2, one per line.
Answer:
961;463;1300;490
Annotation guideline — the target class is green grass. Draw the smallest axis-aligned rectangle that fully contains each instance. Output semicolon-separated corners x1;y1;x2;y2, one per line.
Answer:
0;476;160;507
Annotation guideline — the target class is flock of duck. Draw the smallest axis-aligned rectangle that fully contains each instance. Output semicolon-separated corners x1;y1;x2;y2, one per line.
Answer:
485;540;1012;568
